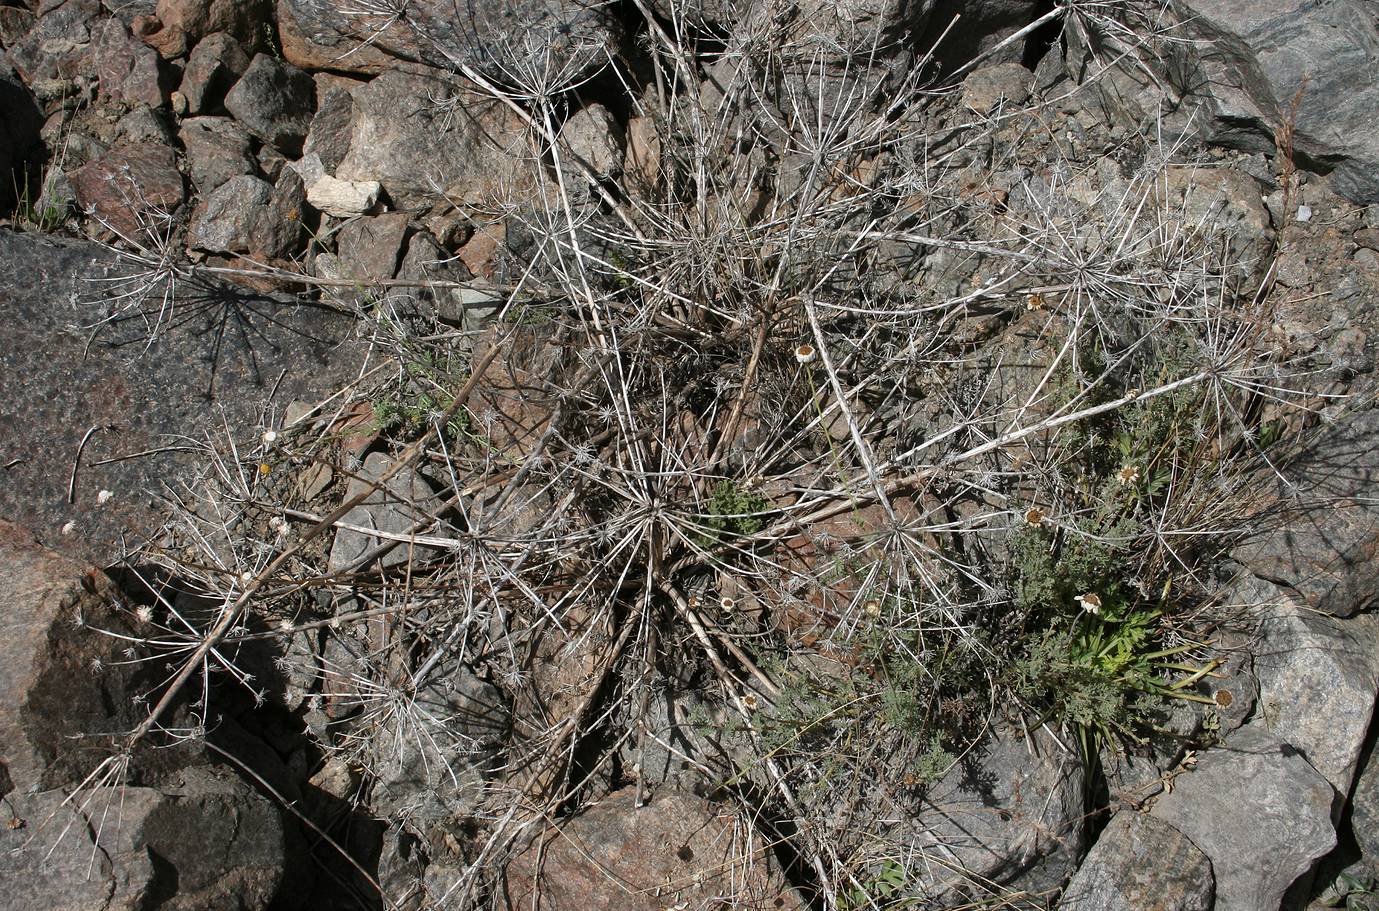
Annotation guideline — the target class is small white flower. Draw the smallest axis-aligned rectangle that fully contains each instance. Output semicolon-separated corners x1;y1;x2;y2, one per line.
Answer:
1077;592;1102;615
1023;507;1046;527
741;693;759;711
1117;465;1140;486
864;599;882;618
96;489;114;505
794;343;817;365
261;430;278;445
60;520;77;536
135;604;154;624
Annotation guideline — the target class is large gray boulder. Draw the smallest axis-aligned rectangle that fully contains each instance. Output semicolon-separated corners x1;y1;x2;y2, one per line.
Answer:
1151;724;1337;911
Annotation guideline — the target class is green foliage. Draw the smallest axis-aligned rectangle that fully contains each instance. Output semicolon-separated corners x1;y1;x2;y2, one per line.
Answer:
838;860;913;911
371;353;477;444
699;479;768;543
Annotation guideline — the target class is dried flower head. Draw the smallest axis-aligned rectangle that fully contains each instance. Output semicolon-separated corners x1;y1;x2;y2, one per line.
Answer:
1025;293;1045;311
741;693;759;711
863;599;882;618
134;604;154;624
261;430;278;445
1117;465;1140;485
720;596;736;613
794;343;817;365
96;489;114;505
1076;592;1102;615
1024;507;1046;527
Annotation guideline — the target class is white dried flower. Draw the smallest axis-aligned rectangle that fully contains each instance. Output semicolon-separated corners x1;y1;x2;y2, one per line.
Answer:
1076;592;1102;615
794;343;817;364
135;604;154;624
96;489;114;505
261;430;278;445
1117;465;1140;486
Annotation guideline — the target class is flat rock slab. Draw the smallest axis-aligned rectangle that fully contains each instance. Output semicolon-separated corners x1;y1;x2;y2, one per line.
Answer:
1151;724;1336;911
1059;812;1213;911
0;229;363;564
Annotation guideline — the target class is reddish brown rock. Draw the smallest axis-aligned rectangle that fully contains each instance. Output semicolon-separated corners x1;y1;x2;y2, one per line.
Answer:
503;788;803;911
138;0;269;59
178;31;249;114
68;140;184;239
92;17;170;108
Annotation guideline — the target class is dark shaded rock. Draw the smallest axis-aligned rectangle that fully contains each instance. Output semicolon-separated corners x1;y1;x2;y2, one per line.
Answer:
0;230;364;563
189;173;272;253
1352;730;1379;876
921;0;1043;71
366;665;507;827
0;7;35;49
335;211;408;283
223;53;315;155
301;84;352;173
250;168;305;259
178;114;255;194
178;31;249;115
138;0;270;59
1151;724;1337;911
335;69;528;211
0;60;43;210
1;766;289;911
68;139;184;239
0;520;149;794
1058;812;1213;911
1234;406;1379;618
327;451;444;573
502;787;802;911
395;230;490;327
92;16;169;108
279;0;620;83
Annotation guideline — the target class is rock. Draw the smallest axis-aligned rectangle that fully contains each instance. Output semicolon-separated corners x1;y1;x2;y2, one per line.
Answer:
279;0;620;83
68;139;184;239
250;168;306;259
334;69;527;211
102;0;157;25
223;53;315;155
1058;812;1213;911
1;766;289;911
396;231;492;327
921;0;1044;71
139;0;270;59
0;521;146;794
889;726;1084;901
503;787;802;911
1352;735;1379;874
334;211;409;283
304;171;381;217
560;102;624;178
178;115;255;194
274;0;395;75
624;114;662;193
178;31;249;115
961;61;1033;115
0;231;364;563
92;16;169;108
189;173;272;253
113;104;173;146
0;7;35;49
327;451;447;573
7;0;100;105
1234;405;1379;618
1252;586;1379;797
366;666;507;827
468;324;565;459
1151;724;1337;911
1167;0;1379;202
302;84;352;173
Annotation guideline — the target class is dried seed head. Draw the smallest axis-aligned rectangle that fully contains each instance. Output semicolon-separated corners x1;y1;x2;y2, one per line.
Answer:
1024;507;1046;527
1076;592;1102;615
741;693;759;711
864;599;882;618
794;343;817;365
96;489;114;505
1025;293;1045;311
134;604;154;624
1117;464;1140;485
720;596;736;612
261;430;278;445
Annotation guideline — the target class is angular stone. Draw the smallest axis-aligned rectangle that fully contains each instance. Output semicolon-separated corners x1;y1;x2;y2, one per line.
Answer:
1;767;289;911
302;84;353;173
503;787;802;911
327;451;446;573
113;104;174;146
396;231;487;327
140;0;270;59
178;115;255;194
7;0;100;100
1151;724;1337;911
0;7;35;49
560;102;624;178
178;31;249;115
335;211;409;283
92;16;169;108
304;172;381;217
962;61;1033;115
274;0;395;75
1059;812;1213;911
224;53;315;155
189;173;273;253
279;0;620;83
1252;585;1379;797
68;139;184;239
335;69;528;211
250;168;306;259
